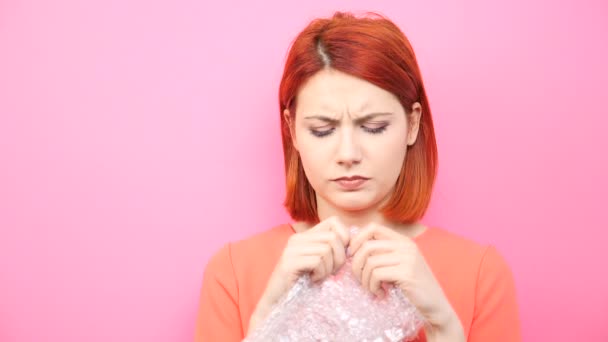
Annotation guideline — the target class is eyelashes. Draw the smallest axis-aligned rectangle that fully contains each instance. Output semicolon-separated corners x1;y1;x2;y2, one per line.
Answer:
363;125;387;134
310;128;334;137
309;124;388;138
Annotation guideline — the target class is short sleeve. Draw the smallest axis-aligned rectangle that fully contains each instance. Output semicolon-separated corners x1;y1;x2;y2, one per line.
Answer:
468;246;522;342
195;243;244;342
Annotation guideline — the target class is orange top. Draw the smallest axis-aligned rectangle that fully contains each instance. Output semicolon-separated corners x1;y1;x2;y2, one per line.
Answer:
195;224;521;341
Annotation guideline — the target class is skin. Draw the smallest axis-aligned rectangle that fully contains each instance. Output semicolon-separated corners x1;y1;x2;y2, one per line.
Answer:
248;68;465;341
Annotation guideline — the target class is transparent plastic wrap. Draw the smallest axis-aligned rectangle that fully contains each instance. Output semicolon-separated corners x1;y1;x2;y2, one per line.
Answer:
245;228;425;341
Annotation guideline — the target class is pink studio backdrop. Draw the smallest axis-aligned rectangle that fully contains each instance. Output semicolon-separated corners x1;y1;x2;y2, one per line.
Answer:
1;0;607;341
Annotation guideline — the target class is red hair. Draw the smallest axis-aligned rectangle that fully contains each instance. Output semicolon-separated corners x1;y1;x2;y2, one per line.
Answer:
279;11;438;224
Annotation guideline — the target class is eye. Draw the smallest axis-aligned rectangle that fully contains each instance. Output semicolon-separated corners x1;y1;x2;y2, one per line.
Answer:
309;126;335;137
362;123;388;134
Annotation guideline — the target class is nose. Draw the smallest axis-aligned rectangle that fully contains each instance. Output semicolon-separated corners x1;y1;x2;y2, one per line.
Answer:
336;128;362;168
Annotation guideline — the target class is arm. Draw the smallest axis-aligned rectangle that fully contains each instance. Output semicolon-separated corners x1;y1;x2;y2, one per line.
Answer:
425;313;466;342
468;246;522;342
194;243;244;342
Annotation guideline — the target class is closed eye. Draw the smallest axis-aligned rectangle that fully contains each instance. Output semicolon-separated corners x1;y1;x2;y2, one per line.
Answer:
362;123;389;134
309;126;335;137
309;122;389;137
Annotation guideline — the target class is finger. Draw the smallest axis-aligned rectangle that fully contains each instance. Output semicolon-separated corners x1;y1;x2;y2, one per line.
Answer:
369;266;400;297
331;220;351;246
361;253;400;295
302;230;348;274
322;243;334;280
350;223;402;255
349;224;378;255
291;255;323;275
312;216;350;245
288;242;331;282
298;231;339;244
328;233;346;273
302;222;348;242
310;216;341;233
291;242;333;258
351;240;396;280
310;254;329;282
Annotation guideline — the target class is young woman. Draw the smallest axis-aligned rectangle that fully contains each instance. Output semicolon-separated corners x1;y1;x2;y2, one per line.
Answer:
196;11;521;342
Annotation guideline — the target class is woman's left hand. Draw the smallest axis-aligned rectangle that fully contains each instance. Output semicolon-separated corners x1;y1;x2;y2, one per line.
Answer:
349;223;463;335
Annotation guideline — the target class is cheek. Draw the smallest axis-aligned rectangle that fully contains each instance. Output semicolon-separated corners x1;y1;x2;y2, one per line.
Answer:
297;137;330;181
371;133;407;178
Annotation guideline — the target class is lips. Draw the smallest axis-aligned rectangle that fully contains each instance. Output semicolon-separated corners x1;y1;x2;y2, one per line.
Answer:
332;175;369;190
333;175;370;181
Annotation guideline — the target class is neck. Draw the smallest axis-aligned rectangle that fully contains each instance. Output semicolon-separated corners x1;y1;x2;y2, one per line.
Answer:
318;203;384;229
307;194;426;239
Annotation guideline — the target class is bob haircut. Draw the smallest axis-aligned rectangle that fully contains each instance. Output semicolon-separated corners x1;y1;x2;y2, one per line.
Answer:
279;11;438;224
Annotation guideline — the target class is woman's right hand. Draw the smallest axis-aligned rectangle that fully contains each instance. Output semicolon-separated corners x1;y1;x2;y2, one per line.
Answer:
247;216;350;334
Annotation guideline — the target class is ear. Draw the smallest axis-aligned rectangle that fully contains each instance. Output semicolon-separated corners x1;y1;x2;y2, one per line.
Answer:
406;102;422;146
283;109;299;151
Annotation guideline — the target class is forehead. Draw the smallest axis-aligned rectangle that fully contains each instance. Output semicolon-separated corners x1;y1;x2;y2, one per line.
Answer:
295;69;403;115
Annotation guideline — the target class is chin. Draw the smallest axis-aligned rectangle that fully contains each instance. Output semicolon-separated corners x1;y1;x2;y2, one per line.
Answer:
330;194;378;212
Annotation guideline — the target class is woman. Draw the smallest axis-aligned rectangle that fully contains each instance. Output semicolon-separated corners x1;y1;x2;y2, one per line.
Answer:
195;11;521;342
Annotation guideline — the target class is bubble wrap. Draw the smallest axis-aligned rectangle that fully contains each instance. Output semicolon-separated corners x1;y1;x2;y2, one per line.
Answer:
245;229;425;341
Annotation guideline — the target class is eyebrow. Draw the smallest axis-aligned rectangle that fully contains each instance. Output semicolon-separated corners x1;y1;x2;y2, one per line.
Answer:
303;112;393;125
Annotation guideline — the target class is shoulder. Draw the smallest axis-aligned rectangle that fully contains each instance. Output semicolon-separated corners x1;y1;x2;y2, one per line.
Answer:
229;223;293;260
204;223;293;276
427;228;523;339
419;227;498;262
418;227;515;294
426;226;512;265
419;227;519;334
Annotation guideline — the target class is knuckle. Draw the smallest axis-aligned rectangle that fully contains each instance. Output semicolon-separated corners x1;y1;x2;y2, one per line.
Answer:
361;240;372;252
315;255;324;265
368;255;378;268
371;267;379;278
288;234;302;244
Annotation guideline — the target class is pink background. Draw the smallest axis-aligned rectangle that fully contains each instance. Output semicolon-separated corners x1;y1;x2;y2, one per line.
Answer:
1;0;607;341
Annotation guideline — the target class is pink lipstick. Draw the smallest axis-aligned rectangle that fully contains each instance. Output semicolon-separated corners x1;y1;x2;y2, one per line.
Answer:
332;175;369;190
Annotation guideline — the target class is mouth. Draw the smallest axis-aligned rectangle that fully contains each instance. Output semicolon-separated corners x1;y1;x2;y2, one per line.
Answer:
332;175;370;190
332;175;370;181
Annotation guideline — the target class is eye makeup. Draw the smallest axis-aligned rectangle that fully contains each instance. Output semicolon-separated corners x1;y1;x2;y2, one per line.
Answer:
310;126;335;137
362;124;388;134
309;122;389;137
